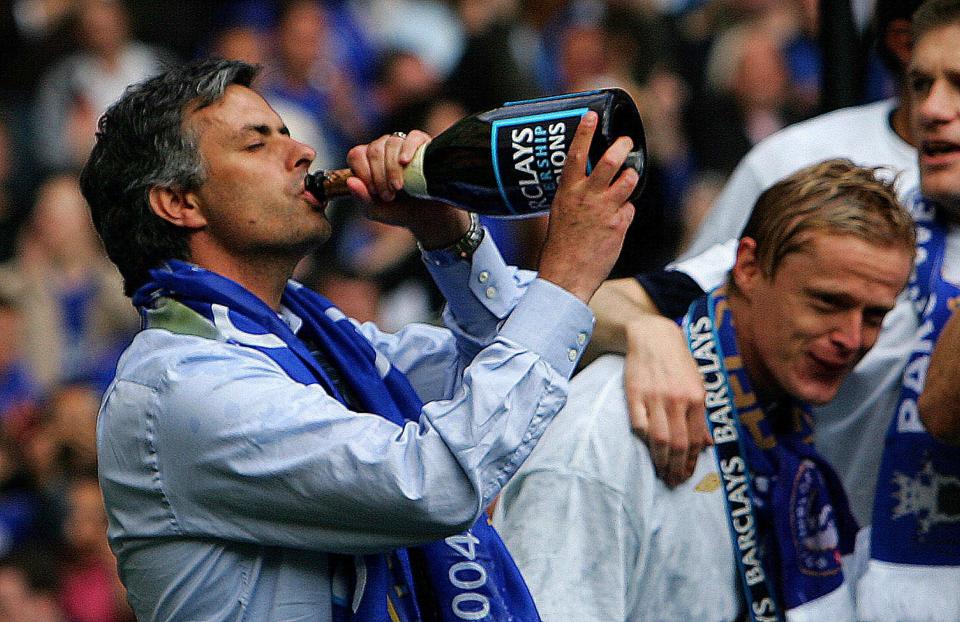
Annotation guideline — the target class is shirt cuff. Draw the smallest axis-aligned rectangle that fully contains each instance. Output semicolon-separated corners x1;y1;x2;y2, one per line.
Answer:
422;231;531;326
499;278;595;378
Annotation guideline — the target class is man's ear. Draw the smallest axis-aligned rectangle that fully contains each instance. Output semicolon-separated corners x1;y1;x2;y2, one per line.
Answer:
148;186;207;230
885;18;912;71
731;237;761;298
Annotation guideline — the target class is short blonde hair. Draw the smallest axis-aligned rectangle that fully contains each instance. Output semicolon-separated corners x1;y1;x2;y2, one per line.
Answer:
738;158;915;281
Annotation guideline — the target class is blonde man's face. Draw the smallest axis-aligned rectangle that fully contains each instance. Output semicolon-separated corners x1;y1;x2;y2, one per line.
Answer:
733;232;912;406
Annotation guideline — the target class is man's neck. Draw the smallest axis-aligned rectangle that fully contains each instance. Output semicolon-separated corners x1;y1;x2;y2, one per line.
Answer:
725;292;788;406
936;202;960;228
189;250;298;311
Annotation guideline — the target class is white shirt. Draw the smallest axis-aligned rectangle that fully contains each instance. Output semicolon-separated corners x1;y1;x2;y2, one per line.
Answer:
494;354;858;622
680;99;917;262
494;355;740;622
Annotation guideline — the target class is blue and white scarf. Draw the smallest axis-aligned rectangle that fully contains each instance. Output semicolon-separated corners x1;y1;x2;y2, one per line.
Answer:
870;191;960;566
685;289;858;621
857;193;960;622
133;260;541;622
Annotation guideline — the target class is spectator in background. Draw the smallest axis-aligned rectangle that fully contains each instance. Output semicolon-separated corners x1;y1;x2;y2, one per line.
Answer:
259;0;341;169
17;383;101;553
443;0;537;113
209;20;269;67
57;474;132;622
361;0;464;81
0;563;63;622
0;434;42;562
781;0;823;115
0;119;32;264
32;0;170;173
675;170;727;255
0;288;40;433
370;49;442;136
677;0;919;261
0;0;79;105
43;383;98;479
685;19;802;176
602;3;692;204
0;173;137;393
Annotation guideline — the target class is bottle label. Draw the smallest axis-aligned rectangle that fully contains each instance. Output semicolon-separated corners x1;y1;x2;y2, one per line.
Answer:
490;108;588;216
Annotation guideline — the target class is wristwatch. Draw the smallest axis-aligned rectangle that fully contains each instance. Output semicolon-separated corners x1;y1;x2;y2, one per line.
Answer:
422;212;485;266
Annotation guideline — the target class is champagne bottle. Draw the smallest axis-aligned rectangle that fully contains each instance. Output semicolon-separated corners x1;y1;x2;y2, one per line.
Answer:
305;88;647;218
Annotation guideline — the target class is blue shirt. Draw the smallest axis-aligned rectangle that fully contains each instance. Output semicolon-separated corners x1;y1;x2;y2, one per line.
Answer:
97;234;594;621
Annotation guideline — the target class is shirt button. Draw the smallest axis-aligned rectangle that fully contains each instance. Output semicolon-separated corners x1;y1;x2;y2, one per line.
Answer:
485;286;497;299
567;348;578;362
478;271;489;283
577;332;587;345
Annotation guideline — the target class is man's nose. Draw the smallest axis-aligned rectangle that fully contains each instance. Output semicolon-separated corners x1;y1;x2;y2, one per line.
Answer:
830;310;864;354
919;80;960;126
287;136;317;170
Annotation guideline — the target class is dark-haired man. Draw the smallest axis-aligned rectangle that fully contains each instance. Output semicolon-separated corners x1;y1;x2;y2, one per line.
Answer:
81;58;638;620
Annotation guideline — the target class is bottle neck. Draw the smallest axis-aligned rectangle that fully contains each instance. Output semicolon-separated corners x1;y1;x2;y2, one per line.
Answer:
401;143;429;199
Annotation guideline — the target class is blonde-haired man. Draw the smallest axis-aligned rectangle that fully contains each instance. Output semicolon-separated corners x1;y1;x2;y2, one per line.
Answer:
495;160;915;621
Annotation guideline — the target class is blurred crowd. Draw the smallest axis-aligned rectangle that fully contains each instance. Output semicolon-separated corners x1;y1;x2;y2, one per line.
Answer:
0;0;892;619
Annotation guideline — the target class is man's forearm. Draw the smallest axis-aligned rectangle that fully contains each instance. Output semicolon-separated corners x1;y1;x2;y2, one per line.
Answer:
583;277;658;365
919;310;960;445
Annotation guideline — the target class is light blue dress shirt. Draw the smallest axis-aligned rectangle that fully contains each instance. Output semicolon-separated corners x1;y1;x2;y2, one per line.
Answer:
97;234;594;621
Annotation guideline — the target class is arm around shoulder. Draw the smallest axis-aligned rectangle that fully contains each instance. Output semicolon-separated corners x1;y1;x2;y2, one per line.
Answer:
583;277;655;365
585;275;709;486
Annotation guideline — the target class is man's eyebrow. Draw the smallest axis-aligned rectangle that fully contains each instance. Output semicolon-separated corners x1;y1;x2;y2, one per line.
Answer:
806;287;854;306
237;124;291;137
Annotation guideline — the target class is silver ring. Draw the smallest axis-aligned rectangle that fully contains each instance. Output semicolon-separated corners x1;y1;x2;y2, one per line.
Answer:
390;131;408;139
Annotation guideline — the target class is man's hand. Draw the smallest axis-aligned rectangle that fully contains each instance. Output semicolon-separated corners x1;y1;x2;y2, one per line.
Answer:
537;112;638;304
345;130;470;248
624;316;710;486
588;278;711;486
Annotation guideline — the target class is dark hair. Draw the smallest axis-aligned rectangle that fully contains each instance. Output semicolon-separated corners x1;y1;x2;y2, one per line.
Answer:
874;0;924;78
913;0;960;42
79;58;260;296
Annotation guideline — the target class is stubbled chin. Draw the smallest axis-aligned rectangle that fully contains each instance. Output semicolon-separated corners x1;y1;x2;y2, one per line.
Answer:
792;365;845;405
797;377;843;406
922;179;960;217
